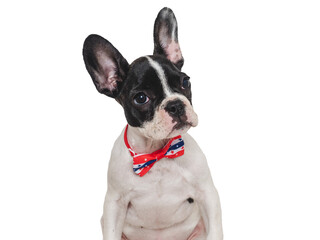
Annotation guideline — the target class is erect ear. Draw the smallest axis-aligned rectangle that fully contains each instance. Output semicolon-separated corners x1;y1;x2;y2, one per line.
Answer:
153;7;184;70
83;34;129;98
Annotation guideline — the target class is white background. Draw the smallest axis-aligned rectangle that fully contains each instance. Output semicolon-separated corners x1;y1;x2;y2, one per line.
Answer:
0;0;319;239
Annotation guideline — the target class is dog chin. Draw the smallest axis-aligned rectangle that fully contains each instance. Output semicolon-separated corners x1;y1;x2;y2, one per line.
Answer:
167;122;192;138
139;121;195;141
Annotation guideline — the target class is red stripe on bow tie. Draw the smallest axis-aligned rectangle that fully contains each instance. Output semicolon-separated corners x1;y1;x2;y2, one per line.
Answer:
124;125;184;177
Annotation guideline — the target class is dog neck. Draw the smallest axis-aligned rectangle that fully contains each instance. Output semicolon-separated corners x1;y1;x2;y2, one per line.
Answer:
126;125;169;154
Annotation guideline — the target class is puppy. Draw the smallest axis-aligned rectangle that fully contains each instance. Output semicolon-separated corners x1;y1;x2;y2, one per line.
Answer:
83;7;223;240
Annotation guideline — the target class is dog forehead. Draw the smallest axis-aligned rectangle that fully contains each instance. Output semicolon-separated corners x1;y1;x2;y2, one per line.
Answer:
125;57;163;93
130;56;176;76
128;56;180;93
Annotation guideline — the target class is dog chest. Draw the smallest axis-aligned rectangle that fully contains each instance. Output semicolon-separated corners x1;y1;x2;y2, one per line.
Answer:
125;158;198;229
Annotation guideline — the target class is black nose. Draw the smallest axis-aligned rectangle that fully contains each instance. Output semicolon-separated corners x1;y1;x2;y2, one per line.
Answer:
165;99;185;117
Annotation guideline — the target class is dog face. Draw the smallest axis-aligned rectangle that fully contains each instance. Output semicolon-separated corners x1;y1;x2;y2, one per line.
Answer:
83;8;198;140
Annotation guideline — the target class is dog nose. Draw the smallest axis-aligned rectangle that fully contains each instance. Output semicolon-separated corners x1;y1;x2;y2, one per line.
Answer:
165;99;185;117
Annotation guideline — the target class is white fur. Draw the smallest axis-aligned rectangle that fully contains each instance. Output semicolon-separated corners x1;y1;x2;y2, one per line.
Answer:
101;126;223;240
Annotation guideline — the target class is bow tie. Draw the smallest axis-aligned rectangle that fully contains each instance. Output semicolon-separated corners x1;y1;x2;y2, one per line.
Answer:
124;125;185;177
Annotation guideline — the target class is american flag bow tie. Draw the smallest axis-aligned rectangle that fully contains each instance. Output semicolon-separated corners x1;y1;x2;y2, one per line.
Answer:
124;125;185;177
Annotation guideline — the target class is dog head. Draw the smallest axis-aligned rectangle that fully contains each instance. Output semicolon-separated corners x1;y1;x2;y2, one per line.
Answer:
83;7;198;140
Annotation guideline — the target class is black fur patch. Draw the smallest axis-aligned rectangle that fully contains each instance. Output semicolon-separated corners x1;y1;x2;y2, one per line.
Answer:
116;55;191;127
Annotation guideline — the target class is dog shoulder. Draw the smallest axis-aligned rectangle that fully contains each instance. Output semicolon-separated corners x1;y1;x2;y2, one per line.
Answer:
182;133;213;182
107;130;135;192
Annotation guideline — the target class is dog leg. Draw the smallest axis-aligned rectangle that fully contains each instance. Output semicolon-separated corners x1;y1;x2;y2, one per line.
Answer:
101;188;129;240
102;216;128;240
187;218;206;240
198;179;223;240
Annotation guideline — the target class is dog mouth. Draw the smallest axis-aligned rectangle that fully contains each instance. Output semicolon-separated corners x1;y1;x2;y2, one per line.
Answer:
173;121;192;130
166;121;193;138
171;113;193;130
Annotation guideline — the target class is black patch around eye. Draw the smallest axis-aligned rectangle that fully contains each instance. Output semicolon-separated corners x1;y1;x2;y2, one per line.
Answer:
182;77;190;89
117;57;166;127
133;92;149;105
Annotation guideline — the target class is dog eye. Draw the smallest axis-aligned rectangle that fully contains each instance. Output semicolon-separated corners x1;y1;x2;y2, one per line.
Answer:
182;77;190;89
133;92;150;105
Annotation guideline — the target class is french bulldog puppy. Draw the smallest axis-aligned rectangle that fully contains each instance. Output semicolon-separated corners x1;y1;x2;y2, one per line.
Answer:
83;7;223;240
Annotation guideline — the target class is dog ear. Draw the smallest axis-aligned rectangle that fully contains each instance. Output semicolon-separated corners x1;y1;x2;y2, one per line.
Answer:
153;7;184;70
83;34;129;98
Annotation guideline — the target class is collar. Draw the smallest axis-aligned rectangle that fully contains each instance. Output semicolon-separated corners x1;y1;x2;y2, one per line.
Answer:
124;125;184;176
